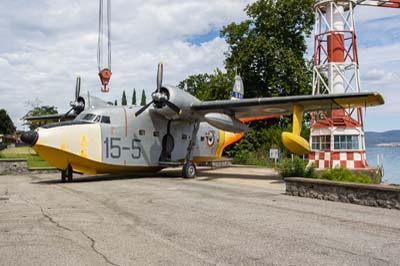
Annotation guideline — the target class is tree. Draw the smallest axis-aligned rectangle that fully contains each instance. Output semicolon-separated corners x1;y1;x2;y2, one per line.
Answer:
0;109;16;135
221;0;314;99
121;90;127;106
140;89;147;106
114;99;118;106
132;89;137;105
178;68;233;101
22;105;58;130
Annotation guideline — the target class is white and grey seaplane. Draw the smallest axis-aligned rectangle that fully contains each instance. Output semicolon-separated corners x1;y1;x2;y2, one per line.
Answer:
21;63;384;182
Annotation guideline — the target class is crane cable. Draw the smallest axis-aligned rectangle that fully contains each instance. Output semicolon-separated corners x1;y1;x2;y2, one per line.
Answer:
97;0;112;92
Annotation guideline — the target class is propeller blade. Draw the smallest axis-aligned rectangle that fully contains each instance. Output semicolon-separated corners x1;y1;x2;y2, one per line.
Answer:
156;63;163;93
134;101;153;117
165;100;182;115
75;76;81;101
60;107;74;121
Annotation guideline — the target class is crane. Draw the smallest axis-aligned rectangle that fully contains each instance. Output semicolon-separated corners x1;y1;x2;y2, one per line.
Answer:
97;0;111;93
357;0;400;8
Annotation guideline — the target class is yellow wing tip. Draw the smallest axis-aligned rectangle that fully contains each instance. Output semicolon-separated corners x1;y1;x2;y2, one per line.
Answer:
334;91;385;108
373;91;385;105
281;132;310;155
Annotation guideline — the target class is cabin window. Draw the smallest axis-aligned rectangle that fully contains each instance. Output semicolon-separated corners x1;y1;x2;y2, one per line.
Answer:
101;116;110;124
311;135;331;151
182;134;187;140
153;131;159;137
334;135;359;150
200;136;205;142
139;129;146;136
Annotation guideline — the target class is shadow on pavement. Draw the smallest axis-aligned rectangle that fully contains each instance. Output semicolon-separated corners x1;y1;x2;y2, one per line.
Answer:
32;167;282;184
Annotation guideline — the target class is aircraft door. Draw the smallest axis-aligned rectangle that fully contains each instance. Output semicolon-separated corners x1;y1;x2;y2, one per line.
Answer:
159;120;174;162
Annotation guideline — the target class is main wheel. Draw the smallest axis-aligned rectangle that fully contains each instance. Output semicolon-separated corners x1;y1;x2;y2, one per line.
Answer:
182;162;196;179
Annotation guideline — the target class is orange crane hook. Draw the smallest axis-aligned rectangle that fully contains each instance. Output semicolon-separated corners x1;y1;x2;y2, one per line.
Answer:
99;68;112;93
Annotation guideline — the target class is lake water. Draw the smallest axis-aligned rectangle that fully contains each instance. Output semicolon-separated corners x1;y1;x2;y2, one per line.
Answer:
366;145;400;184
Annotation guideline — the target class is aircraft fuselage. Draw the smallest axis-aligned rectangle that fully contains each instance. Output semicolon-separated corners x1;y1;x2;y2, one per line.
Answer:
31;106;241;175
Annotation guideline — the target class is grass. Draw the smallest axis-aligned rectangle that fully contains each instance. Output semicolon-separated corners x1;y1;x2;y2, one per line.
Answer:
0;146;52;168
320;167;373;184
278;156;373;184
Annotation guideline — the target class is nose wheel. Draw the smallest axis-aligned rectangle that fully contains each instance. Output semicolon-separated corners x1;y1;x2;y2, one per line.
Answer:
182;162;196;179
61;164;73;183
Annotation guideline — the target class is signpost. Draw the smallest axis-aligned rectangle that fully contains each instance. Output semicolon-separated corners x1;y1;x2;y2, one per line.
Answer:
269;148;280;168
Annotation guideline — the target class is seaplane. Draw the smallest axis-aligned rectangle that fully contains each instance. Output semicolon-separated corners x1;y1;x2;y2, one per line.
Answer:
21;63;384;182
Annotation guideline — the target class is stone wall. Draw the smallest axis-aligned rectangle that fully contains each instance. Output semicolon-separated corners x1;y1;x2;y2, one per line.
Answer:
285;177;400;210
0;159;28;175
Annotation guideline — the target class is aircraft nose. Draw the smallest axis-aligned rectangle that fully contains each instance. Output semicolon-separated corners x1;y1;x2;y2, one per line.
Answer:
20;131;38;146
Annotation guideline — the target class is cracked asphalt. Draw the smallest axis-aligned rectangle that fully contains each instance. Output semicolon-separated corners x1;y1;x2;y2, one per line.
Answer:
1;167;400;266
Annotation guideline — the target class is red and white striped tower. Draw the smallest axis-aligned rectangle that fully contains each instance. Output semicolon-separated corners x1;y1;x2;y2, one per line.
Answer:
309;0;367;169
310;0;400;169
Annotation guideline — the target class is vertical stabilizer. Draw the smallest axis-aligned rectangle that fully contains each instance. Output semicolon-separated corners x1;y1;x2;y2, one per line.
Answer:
230;75;244;100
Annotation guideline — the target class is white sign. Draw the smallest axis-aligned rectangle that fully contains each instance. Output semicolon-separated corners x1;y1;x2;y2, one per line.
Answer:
269;148;279;159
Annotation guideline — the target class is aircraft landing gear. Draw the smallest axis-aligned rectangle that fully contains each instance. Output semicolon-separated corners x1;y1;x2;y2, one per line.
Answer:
182;120;199;179
61;164;73;183
182;162;196;179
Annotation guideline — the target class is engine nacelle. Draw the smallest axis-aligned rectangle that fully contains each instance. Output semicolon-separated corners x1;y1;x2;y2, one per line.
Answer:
76;94;112;114
150;85;201;120
204;113;249;133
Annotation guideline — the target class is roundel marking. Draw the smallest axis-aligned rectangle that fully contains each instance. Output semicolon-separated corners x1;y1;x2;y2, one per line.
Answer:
206;131;215;147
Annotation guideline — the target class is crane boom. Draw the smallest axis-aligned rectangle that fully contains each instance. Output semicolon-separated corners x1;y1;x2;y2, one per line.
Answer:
98;0;112;93
357;0;400;8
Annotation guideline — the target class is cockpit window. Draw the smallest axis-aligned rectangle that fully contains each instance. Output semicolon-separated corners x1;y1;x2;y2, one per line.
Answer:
80;113;97;121
76;113;111;124
101;116;110;124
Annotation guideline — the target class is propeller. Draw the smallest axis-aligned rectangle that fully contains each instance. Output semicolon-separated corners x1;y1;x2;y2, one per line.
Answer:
60;76;85;120
70;76;85;114
134;63;181;117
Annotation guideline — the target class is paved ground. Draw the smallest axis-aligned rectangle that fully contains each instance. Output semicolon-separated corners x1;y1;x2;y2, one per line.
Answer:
1;167;400;266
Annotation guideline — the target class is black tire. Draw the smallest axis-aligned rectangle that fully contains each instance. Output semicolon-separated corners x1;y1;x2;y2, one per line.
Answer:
66;164;73;182
182;162;196;179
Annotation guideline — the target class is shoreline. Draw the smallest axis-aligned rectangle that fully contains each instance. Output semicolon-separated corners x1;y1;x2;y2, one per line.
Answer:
375;142;400;147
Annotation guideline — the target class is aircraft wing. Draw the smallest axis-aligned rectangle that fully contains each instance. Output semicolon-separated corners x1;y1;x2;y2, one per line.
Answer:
190;92;384;118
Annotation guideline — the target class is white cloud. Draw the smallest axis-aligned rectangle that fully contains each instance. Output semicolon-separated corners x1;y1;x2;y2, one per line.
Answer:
362;68;400;85
0;0;253;130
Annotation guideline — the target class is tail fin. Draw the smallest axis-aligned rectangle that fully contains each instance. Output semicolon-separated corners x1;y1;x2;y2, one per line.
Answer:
230;75;244;100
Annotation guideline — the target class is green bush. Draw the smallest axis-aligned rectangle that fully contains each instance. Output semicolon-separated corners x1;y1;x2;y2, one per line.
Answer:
231;149;251;165
230;149;274;167
279;156;316;178
321;167;373;184
225;125;286;159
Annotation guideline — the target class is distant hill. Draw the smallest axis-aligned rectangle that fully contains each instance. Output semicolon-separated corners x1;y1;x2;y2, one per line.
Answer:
365;130;400;146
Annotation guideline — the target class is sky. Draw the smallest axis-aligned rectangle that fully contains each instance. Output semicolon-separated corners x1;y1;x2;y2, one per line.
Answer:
0;0;399;132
